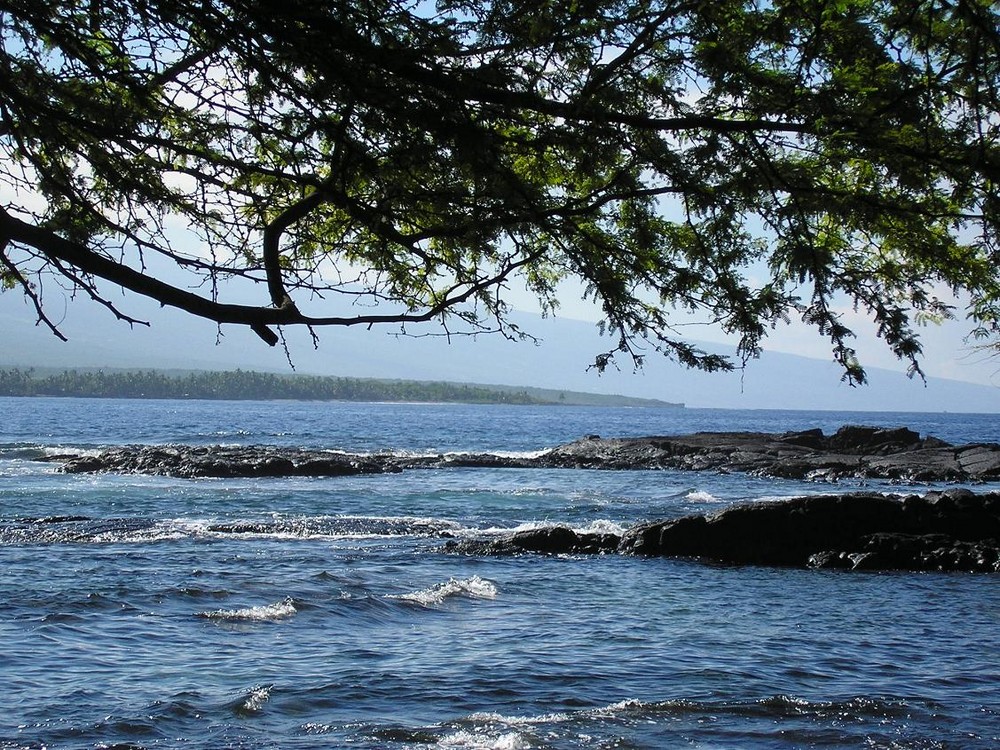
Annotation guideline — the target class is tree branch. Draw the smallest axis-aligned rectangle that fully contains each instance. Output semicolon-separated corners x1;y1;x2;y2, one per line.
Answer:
0;239;69;341
0;206;543;343
261;190;326;309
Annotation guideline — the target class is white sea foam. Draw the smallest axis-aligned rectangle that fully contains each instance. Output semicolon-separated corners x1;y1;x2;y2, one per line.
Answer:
392;575;498;606
754;493;823;504
472;699;645;728
201;597;297;622
107;521;190;543
478;449;551;460
358;514;465;533
479;520;546;535
240;684;272;712
387;448;448;459
41;445;105;459
475;519;626;538
186;514;465;542
685;490;718;503
467;710;571;725
437;730;530;749
574;519;626;535
590;698;645;715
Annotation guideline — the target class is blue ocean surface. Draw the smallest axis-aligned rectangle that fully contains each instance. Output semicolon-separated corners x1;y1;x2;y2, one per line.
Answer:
1;397;998;749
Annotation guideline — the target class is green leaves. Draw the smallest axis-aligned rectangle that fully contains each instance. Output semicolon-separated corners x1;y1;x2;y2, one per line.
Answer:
1;0;999;374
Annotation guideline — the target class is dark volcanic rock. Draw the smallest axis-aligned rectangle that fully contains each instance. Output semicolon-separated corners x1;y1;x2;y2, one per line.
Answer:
444;489;1000;571
826;425;921;453
54;425;1000;483
618;489;1000;571
619;493;907;564
446;526;621;556
537;426;1000;482
56;444;541;478
809;533;1000;572
59;445;402;478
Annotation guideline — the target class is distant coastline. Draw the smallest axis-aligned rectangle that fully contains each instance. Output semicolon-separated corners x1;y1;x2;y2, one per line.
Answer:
0;367;683;408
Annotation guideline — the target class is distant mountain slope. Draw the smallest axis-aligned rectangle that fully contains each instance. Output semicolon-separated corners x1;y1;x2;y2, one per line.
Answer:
3;289;999;412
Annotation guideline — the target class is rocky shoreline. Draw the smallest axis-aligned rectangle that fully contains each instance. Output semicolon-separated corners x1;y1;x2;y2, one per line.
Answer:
54;425;1000;482
55;444;404;478
539;425;1000;481
49;425;1000;572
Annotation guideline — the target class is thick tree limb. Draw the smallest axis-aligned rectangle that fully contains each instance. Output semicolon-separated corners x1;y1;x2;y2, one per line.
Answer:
261;190;326;309
0;207;540;344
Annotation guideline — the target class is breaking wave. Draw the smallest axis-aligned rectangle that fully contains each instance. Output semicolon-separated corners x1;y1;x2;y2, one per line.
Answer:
685;489;718;502
391;576;498;606
227;684;274;716
471;519;627;543
200;597;297;622
0;514;467;545
436;730;531;749
417;694;929;749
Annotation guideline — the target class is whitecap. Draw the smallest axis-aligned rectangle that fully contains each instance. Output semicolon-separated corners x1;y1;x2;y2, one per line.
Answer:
480;449;551;460
228;684;273;716
319;447;445;460
474;520;626;539
109;522;190;544
590;698;646;715
467;710;571;726
191;514;465;541
241;684;272;712
572;519;626;536
438;449;551;461
466;697;645;725
475;699;645;725
437;730;530;749
201;597;297;622
475;519;581;538
685;490;718;503
391;576;498;606
477;520;548;536
754;493;825;504
41;445;105;459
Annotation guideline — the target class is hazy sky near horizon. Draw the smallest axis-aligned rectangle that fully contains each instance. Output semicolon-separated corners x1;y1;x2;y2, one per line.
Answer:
3;246;999;391
5;263;999;400
507;273;1000;388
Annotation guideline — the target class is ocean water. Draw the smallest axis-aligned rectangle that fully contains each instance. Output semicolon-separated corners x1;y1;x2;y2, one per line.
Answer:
1;397;998;749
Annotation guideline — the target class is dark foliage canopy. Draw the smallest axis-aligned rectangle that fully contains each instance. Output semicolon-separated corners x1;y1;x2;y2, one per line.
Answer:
2;0;999;381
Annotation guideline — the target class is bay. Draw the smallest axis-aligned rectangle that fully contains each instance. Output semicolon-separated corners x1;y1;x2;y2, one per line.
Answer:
1;397;998;749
